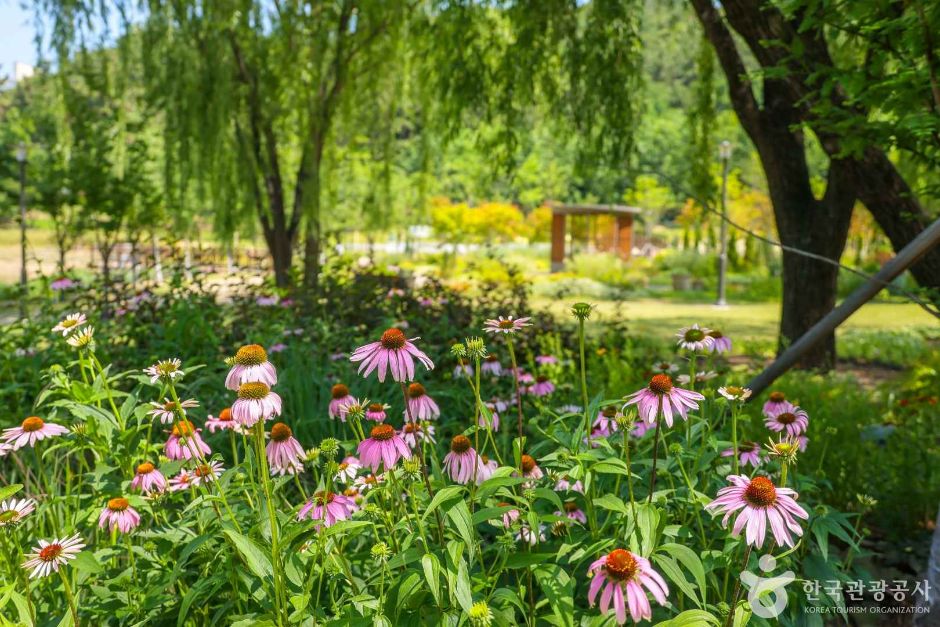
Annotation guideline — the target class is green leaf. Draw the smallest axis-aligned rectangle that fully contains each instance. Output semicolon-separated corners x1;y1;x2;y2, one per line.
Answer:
224;530;273;580
658;543;707;606
454;555;473;613
593;494;629;514
71;550;103;574
0;484;23;502
421;553;442;606
446;500;476;554
651;555;700;608
656;609;721;626
534;564;574;627
423;486;464;522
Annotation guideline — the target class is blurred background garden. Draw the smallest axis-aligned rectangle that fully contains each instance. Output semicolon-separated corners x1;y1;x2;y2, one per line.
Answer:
0;0;939;622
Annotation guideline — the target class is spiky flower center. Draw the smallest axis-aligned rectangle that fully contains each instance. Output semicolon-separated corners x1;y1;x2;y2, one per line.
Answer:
370;424;396;442
605;549;639;581
315;490;335;505
485;355;499;362
337;462;349;471
498;319;515;329
521;454;536;473
775;412;796;425
602;407;617;418
343;488;358;497
536;375;549;383
270;422;292;442
708;330;724;339
218;408;233;421
172;420;196;438
368;403;385;413
234;344;267;366
408;383;426;398
108;497;129;511
380;328;406;350
331;383;350;399
403;423;421;434
38;544;63;562
238;382;270;400
163;401;179;412
683;328;705;342
0;510;18;523
451;435;471;454
769;391;786;403
155;360;180;376
648;374;673;395
725;386;744;397
740;442;757;453
194;464;215;478
136;462;155;475
744;477;777;507
563;501;579;513
61;318;79;329
22;416;45;432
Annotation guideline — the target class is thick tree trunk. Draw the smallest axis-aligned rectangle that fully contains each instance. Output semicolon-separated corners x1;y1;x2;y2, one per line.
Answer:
302;165;321;293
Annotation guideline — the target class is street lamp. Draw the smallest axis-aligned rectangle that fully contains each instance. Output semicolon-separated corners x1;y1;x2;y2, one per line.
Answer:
16;143;28;319
716;140;732;307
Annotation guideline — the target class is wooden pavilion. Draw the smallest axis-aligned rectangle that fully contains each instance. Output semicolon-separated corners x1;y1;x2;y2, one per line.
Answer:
548;202;641;272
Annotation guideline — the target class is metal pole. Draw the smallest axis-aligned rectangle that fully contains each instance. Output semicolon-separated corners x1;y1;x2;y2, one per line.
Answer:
716;140;732;306
747;217;940;396
17;144;27;319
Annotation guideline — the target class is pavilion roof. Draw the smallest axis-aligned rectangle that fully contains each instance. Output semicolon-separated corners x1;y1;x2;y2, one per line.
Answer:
547;202;641;216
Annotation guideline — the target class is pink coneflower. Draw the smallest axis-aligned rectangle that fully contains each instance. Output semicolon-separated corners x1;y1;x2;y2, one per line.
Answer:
144;358;184;384
192;461;224;486
517;524;546;545
453;363;474;379
516;371;534;385
232;382;282;428
706;475;809;547
350;328;434;383
555;476;585;494
492;502;520;528
476;455;498;484
168;470;194;492
51;312;86;336
131;462;167;495
721;442;762;468
795;435;808;452
50;277;77;291
623;374;704;427
483;315;532;334
405;383;440;421
328;384;355;421
353;473;384;492
651;361;679;374
256;296;278;306
148;398;198;425
334;456;362;483
205;408;241;433
536;354;559;366
586;424;610;446
676;324;714;352
22;534;85;579
442;435;482;484
765;403;809;436
266;422;305;476
676;371;718;385
594;407;622;434
268;343;287;354
520;454;543;485
225;344;278;391
479;405;499;430
98;497;141;534
481;355;502;376
0;498;36;527
718;386;752;402
2;416;69;450
557;502;587;524
164;420;211;461
365;403;389;422
528;375;555;397
357;423;411;471
297;491;357;529
708;329;732;353
762;391;789;418
401;421;435;448
587;549;669;625
632;420;655;438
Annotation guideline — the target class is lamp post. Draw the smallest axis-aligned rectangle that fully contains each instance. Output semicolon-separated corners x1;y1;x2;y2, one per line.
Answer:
16;143;28;319
716;140;732;307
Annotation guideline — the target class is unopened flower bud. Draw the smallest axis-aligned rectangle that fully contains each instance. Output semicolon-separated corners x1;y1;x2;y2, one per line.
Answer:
570;302;594;321
468;601;494;627
464;337;486;360
371;542;392;564
450;343;467;359
320;438;340;459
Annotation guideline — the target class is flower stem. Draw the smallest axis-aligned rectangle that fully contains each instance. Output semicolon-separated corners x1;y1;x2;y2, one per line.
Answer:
400;381;445;543
506;337;524;443
725;545;753;627
731;403;739;475
577;317;590;450
59;569;80;626
254;422;287;627
648;420;663;505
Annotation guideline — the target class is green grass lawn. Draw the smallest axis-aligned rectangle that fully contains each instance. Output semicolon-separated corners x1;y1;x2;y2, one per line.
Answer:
533;296;938;340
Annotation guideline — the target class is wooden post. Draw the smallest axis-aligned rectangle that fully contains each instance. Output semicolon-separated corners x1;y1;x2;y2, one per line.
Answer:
551;212;566;272
616;214;633;260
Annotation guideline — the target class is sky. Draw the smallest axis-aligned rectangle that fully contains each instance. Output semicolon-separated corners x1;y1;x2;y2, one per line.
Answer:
0;0;38;82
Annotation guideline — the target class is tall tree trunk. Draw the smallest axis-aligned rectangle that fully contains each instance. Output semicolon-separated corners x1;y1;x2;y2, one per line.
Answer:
302;160;322;293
